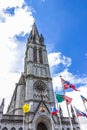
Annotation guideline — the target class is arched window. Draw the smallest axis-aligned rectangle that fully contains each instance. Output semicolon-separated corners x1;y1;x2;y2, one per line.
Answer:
19;127;23;130
33;47;37;62
2;127;8;130
10;127;16;130
77;127;80;130
62;128;65;130
67;128;70;130
73;128;76;130
39;48;43;64
37;122;47;130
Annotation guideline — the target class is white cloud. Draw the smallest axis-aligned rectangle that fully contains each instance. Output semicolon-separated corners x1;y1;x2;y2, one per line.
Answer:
52;68;87;91
48;52;72;68
0;0;34;113
0;1;86;129
0;0;24;9
48;49;87;129
0;73;21;112
0;0;34;73
52;68;87;130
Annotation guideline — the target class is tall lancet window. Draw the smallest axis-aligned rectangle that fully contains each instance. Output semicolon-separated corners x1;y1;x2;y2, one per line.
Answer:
39;48;43;63
33;47;37;62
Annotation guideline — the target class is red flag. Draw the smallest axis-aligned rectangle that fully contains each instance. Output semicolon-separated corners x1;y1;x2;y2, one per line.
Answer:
70;84;80;91
63;95;72;105
61;77;70;89
61;77;80;91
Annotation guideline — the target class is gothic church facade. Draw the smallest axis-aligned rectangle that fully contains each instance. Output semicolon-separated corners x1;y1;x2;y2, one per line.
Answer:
0;23;80;130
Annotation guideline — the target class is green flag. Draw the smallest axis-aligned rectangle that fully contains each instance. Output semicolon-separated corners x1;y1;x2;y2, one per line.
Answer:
56;94;64;102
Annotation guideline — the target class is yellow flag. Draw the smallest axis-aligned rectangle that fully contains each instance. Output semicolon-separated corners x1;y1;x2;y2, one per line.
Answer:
23;104;30;113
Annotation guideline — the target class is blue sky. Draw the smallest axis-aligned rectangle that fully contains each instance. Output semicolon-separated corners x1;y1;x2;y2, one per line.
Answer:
30;0;87;75
0;0;87;129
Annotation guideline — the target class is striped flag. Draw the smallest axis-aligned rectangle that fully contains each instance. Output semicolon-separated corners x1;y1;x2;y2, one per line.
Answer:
56;94;72;105
51;107;59;115
60;77;80;91
80;95;87;103
75;107;87;118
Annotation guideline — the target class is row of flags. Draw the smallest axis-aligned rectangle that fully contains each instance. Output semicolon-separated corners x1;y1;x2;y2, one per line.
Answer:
22;76;87;130
56;94;72;105
22;77;87;119
51;77;87;119
51;95;87;118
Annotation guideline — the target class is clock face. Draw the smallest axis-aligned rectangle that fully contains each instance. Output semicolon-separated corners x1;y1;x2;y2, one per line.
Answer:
34;81;46;93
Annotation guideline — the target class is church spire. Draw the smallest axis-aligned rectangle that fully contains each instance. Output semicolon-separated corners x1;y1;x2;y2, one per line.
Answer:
30;23;39;37
28;23;44;45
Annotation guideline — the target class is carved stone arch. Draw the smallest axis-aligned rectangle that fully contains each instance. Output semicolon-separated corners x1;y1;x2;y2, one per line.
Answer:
10;127;16;130
18;127;23;130
2;127;8;130
37;122;47;130
67;128;70;130
33;114;51;130
73;128;76;130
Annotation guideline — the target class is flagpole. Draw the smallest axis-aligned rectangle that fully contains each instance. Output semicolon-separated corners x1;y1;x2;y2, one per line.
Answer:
82;101;87;113
60;76;73;130
65;102;73;130
80;95;87;114
51;115;54;130
56;103;62;130
23;103;30;130
74;107;82;130
55;91;62;130
50;102;55;130
23;113;24;130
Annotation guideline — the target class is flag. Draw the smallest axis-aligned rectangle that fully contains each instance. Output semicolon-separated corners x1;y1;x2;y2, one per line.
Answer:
61;77;79;91
63;95;72;105
56;94;65;103
61;77;70;89
23;103;30;113
51;107;58;115
80;95;87;103
56;94;72;105
75;107;87;118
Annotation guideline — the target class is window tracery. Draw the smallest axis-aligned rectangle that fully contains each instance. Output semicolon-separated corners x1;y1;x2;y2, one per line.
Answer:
33;81;49;101
34;81;45;93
